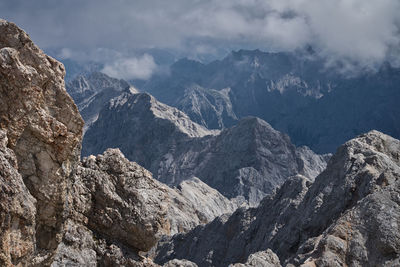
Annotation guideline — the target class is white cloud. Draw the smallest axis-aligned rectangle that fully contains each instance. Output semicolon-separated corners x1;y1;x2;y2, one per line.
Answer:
270;0;400;68
2;0;400;70
101;54;156;80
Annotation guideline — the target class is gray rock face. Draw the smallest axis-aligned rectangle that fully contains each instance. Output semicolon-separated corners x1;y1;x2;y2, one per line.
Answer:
83;91;327;205
66;72;137;132
295;146;331;180
69;149;171;252
154;130;400;267
50;219;160;267
82;91;217;160
289;130;400;266
175;85;238;129
167;177;239;234
0;130;36;266
54;149;238;266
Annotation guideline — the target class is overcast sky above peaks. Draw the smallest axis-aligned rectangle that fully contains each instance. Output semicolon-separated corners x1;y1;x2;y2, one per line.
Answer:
2;0;400;80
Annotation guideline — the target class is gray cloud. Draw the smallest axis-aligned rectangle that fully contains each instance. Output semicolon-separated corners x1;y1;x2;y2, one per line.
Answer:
1;0;400;72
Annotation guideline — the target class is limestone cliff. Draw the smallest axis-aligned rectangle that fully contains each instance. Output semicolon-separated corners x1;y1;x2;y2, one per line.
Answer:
0;18;84;265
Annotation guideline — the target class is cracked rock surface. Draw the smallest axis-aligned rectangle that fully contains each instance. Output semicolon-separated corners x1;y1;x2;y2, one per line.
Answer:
0;18;84;264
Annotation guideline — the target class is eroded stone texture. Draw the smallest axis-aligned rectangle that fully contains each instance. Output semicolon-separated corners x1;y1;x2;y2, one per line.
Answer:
69;148;238;239
51;149;238;266
0;19;84;256
290;130;400;266
51;219;160;267
0;130;36;266
69;148;170;252
167;177;240;234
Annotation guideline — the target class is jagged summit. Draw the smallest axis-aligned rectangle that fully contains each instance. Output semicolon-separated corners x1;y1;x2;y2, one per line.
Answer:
67;71;132;101
143;47;400;153
108;90;219;138
154;130;400;266
66;71;138;132
83;92;327;205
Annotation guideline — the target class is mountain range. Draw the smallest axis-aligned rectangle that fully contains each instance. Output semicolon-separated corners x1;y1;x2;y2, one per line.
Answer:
81;88;328;205
1;19;400;267
141;49;400;153
154;130;400;266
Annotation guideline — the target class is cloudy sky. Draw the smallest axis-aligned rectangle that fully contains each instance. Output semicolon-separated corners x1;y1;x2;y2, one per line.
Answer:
2;0;400;79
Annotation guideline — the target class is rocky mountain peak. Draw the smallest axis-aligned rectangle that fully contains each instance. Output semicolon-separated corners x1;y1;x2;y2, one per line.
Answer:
66;71;138;132
83;94;328;205
110;90;219;138
154;130;400;266
67;71;132;98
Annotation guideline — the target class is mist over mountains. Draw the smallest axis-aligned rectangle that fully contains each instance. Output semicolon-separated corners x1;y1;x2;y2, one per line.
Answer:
139;49;400;153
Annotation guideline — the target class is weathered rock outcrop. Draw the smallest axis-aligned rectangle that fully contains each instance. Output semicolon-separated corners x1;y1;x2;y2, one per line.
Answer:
69;148;237;238
154;130;400;266
0;18;84;262
52;148;238;266
0;130;36;266
48;148;169;266
83;90;328;205
69;149;171;251
289;130;400;266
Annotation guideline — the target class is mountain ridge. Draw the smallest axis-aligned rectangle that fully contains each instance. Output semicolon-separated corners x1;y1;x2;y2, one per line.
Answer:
154;130;400;266
142;49;400;153
83;90;328;205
